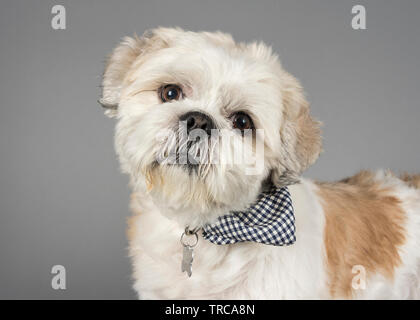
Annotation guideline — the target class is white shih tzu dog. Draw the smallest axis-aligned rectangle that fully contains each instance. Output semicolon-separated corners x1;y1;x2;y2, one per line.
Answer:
100;27;420;299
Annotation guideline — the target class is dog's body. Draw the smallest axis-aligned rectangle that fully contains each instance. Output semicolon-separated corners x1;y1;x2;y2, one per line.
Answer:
127;172;420;299
100;28;420;299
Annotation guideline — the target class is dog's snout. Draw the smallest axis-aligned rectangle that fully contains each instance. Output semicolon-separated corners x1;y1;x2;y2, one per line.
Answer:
180;111;215;134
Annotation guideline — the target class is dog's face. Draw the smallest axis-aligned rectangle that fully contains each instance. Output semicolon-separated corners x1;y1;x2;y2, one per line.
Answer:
100;28;321;226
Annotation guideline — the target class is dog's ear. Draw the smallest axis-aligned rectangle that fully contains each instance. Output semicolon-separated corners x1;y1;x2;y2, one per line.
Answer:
99;35;144;117
272;71;322;186
100;28;180;117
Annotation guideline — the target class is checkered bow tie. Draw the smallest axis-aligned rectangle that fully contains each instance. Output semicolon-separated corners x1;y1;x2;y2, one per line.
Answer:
202;186;296;246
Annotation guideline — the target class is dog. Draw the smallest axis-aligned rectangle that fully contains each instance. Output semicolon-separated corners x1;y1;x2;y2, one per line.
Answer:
100;27;420;299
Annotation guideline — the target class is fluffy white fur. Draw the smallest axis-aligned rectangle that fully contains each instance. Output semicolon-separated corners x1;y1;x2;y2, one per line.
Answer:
100;28;420;299
128;179;327;299
128;174;420;299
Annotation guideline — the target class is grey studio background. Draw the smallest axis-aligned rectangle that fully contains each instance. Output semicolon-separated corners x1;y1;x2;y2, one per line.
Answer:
0;0;419;299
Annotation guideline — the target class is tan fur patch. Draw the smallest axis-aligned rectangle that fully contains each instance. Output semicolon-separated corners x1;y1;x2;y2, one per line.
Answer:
316;171;406;298
277;71;322;181
126;194;141;244
126;215;137;244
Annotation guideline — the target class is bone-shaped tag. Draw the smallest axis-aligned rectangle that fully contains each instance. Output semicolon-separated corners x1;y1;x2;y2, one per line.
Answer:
181;245;194;277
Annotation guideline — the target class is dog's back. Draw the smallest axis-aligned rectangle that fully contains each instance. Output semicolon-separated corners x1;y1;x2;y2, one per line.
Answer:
316;170;420;298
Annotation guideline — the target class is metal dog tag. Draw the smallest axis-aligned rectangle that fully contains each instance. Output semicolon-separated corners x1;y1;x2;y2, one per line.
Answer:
181;245;194;277
180;227;199;277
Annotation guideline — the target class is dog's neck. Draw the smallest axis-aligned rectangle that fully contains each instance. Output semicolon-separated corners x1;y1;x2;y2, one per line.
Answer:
134;175;305;229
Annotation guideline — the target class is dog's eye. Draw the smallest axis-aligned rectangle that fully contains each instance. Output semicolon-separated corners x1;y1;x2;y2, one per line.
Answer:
231;112;254;131
159;84;183;102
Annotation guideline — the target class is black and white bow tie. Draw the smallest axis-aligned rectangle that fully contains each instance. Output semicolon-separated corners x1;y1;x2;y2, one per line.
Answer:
202;185;296;246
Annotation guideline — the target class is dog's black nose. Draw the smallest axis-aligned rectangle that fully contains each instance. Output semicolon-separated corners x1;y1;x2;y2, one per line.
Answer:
180;111;215;135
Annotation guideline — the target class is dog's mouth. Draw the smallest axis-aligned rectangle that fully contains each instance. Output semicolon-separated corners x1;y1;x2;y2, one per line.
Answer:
144;149;215;204
154;130;217;177
156;151;213;177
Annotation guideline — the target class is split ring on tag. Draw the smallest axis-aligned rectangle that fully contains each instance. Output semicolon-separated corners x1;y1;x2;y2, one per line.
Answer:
184;226;201;236
180;229;199;247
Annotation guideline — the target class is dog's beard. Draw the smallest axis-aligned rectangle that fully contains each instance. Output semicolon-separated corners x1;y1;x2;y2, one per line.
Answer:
135;125;265;224
155;123;218;178
143;163;264;226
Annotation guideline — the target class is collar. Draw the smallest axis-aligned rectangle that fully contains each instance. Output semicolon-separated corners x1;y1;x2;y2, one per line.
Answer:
202;185;296;246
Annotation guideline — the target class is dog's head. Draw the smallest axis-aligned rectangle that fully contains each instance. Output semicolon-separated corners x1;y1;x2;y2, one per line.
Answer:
100;27;321;226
